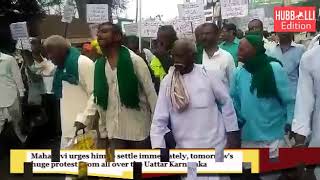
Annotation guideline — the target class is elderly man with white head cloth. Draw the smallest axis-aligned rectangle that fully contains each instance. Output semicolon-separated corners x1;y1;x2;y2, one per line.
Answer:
41;35;94;148
151;39;240;180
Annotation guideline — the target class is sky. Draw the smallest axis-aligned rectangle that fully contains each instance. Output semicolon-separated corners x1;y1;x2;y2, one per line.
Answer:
124;0;184;21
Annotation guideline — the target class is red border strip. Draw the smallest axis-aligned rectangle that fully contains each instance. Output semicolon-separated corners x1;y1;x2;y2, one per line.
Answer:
142;148;320;178
260;148;320;173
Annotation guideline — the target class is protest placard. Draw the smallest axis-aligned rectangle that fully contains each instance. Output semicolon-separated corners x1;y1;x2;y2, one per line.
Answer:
178;3;204;20
228;7;266;31
141;20;163;38
61;4;74;23
169;19;193;36
221;0;248;19
252;0;282;5
249;8;265;20
16;38;31;51
178;3;205;32
86;4;109;24
213;2;221;18
264;17;274;32
123;23;138;36
10;22;29;40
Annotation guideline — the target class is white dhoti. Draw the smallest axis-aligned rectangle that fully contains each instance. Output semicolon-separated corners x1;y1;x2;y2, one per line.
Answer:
60;82;90;149
0;98;26;143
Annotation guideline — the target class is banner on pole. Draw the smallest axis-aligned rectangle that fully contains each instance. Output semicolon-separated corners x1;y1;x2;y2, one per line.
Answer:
250;8;266;20
178;3;205;31
141;20;163;38
16;38;31;51
228;8;266;31
213;2;221;18
168;18;193;36
61;4;74;23
123;23;138;36
86;4;109;24
221;0;248;19
10;22;29;40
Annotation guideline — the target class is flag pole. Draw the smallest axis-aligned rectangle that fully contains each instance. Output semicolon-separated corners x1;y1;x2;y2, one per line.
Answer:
138;0;142;53
136;0;139;22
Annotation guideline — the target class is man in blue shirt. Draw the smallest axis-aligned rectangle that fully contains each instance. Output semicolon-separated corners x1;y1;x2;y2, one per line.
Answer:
230;33;295;180
267;32;305;97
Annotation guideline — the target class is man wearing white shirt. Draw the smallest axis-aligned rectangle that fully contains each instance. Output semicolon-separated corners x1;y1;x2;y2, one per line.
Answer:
151;39;240;180
195;23;235;88
75;22;157;150
307;33;320;50
43;35;94;149
292;45;320;179
26;37;61;142
29;38;55;94
0;51;26;154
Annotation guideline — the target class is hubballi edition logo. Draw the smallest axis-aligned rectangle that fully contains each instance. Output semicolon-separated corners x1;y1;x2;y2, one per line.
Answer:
274;6;316;32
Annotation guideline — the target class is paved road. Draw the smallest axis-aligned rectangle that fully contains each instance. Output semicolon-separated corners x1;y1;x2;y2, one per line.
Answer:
0;127;65;180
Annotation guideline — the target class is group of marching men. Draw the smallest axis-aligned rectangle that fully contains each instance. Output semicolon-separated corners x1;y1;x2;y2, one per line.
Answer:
1;19;320;180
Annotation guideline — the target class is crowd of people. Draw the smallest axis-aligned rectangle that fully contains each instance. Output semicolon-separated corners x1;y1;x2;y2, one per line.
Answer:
0;18;320;180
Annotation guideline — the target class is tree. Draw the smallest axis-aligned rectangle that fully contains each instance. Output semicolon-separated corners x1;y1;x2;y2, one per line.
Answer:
0;0;45;53
0;0;45;20
41;0;128;21
39;0;64;15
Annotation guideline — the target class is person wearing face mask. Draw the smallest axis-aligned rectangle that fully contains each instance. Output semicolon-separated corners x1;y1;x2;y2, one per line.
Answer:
230;33;295;180
151;39;240;180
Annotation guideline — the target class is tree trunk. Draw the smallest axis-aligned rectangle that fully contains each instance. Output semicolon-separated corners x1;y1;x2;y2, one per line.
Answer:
135;0;138;22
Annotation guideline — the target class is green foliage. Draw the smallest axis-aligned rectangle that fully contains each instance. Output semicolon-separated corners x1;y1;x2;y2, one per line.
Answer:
39;0;62;7
0;0;45;53
0;0;45;18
